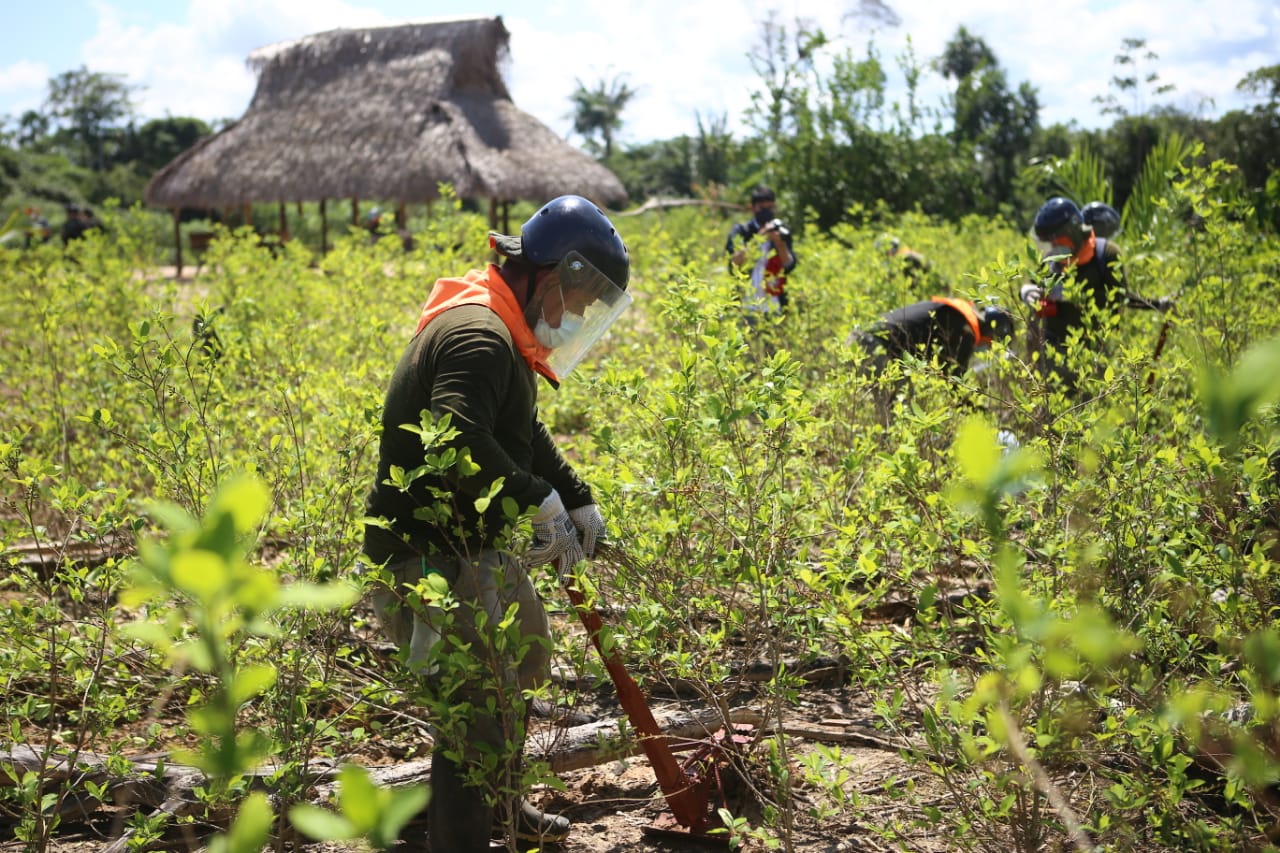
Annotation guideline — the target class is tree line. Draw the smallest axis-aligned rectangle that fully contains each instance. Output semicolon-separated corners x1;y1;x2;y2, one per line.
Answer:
2;16;1278;237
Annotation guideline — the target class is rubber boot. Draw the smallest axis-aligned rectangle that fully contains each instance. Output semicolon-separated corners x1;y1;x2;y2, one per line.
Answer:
509;797;570;845
496;722;570;847
428;752;494;853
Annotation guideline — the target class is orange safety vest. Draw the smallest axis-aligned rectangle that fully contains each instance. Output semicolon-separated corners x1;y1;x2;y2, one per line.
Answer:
929;296;989;346
414;264;559;385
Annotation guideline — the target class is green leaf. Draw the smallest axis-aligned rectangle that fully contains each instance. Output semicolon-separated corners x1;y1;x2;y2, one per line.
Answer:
227;663;277;706
953;416;1000;487
1199;335;1280;451
337;764;381;831
210;792;274;853
288;804;357;842
276;580;360;611
375;785;431;847
218;476;271;534
170;550;228;599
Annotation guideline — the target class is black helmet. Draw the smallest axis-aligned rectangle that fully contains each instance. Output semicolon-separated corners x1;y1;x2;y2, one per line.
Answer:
1081;201;1121;239
490;195;630;291
1033;197;1087;250
980;305;1014;342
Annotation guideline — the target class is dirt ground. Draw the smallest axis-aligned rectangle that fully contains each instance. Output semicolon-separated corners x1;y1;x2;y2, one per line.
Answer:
0;595;953;853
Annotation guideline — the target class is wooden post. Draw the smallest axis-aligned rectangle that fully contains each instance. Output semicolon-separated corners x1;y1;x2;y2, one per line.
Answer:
352;197;360;226
242;203;253;231
320;198;328;254
278;201;287;240
395;202;406;228
172;209;183;279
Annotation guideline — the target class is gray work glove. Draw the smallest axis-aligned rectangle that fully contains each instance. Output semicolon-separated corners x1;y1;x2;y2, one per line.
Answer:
1020;283;1043;308
1154;296;1176;312
568;504;607;558
525;491;585;569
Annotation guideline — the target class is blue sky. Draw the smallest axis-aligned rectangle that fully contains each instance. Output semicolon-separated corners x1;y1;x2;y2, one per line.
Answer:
1;0;1276;147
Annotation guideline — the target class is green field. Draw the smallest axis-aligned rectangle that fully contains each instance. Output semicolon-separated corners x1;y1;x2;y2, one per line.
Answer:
3;170;1280;852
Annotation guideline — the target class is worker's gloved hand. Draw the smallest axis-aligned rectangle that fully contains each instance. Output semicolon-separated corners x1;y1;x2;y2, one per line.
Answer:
568;504;607;557
525;491;585;569
555;552;578;586
1153;296;1176;312
1020;283;1043;308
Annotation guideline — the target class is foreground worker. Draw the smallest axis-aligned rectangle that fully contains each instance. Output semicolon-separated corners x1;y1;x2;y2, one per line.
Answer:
361;195;631;851
1022;197;1170;391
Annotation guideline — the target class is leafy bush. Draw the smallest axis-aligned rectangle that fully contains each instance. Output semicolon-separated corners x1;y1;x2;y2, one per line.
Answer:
3;164;1280;851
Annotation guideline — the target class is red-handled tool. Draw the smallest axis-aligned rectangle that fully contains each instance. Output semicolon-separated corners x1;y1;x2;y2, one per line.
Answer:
561;548;754;846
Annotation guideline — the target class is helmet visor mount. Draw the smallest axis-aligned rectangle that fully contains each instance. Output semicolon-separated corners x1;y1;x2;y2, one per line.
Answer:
525;251;633;379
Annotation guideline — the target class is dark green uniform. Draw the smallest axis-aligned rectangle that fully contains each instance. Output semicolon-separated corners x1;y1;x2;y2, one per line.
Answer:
362;303;591;566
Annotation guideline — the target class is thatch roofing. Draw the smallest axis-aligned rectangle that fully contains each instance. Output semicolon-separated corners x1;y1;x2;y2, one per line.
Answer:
143;17;626;209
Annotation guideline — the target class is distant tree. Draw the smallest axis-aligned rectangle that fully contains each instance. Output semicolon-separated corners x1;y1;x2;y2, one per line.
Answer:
43;66;138;171
610;136;694;200
568;73;636;160
744;11;828;142
1092;38;1176;119
694;111;733;189
1237;64;1280;111
937;27;1039;213
116;116;212;174
935;26;997;81
15;110;52;150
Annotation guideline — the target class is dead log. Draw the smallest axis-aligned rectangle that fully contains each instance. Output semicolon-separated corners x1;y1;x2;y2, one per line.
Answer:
5;538;130;573
0;704;912;833
529;706;764;773
617;197;746;217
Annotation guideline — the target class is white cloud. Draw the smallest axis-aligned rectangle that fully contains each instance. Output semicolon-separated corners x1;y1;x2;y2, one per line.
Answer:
8;0;1273;140
0;60;50;115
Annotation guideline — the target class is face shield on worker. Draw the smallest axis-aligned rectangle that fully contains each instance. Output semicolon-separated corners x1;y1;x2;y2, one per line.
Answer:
524;250;632;378
491;194;633;380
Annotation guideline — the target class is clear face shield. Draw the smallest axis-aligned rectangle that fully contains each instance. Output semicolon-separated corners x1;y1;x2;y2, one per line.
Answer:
1031;225;1076;264
525;251;632;379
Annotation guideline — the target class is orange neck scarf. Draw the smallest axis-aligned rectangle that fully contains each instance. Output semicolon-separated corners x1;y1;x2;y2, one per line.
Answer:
414;264;559;384
930;296;989;345
1066;232;1097;268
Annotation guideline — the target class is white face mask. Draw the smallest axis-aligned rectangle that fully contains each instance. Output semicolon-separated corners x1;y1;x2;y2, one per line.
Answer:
534;310;585;349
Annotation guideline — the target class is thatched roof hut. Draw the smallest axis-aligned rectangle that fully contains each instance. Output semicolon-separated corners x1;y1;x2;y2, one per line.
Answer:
144;15;626;262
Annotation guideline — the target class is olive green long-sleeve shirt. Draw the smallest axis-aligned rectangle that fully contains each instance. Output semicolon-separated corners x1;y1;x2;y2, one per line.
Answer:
362;302;591;566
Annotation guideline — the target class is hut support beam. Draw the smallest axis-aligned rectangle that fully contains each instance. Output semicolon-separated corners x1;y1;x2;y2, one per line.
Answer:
172;209;183;279
320;199;328;254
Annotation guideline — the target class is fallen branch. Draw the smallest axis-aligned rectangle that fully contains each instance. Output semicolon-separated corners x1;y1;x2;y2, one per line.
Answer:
617;197;745;217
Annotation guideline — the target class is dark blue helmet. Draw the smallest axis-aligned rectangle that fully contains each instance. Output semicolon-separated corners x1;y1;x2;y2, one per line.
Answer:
1033;197;1087;252
1081;201;1121;238
490;195;630;291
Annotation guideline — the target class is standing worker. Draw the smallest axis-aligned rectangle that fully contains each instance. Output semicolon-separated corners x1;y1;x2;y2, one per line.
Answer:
1022;197;1171;391
725;185;797;315
360;195;632;851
